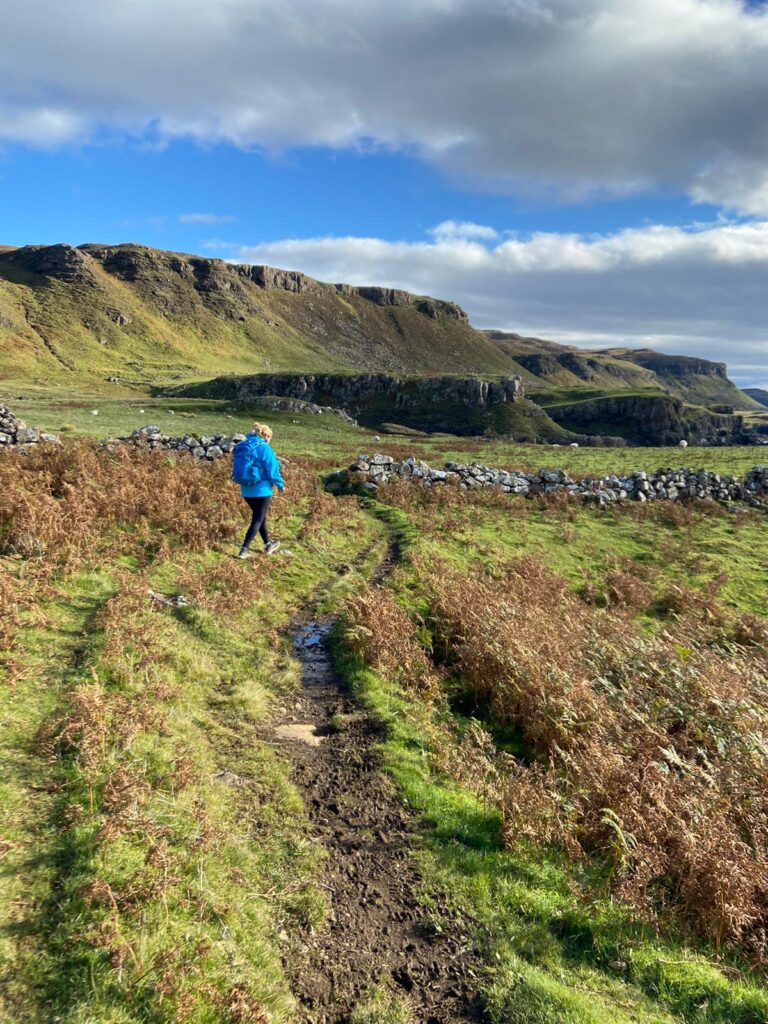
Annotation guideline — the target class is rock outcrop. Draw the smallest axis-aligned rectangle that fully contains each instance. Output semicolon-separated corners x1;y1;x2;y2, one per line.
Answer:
346;453;768;507
74;244;469;321
547;394;744;446
0;243;97;285
619;350;728;381
235;372;522;410
251;395;357;424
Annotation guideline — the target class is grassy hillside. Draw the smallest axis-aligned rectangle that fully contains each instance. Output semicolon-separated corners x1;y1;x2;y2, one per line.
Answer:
2;425;768;1023
607;349;762;411
744;388;768;409
0;243;520;395
0;243;756;429
484;332;760;412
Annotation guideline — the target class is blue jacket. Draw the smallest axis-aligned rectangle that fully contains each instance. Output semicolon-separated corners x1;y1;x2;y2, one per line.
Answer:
235;436;285;498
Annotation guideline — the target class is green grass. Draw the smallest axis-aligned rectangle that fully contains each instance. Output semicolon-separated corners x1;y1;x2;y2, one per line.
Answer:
402;498;768;617
534;387;663;408
3;408;768;1023
334;638;768;1024
11;395;768;478
10;395;372;461
349;984;415;1024
329;489;768;1023
0;483;390;1022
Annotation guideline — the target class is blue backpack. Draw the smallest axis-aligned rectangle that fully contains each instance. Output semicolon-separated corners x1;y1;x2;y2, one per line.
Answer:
232;437;264;486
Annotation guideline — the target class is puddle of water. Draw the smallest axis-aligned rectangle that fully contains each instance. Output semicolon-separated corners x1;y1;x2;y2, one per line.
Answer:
291;621;335;687
300;633;322;648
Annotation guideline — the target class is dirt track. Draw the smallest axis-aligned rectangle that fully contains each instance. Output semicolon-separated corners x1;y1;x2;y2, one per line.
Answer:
273;606;486;1024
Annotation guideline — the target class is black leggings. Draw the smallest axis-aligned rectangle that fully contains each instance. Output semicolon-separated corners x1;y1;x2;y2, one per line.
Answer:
242;496;271;549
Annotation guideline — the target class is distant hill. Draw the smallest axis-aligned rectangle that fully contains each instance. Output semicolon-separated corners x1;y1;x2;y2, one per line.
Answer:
482;331;761;412
744;387;768;408
0;242;519;393
0;242;758;446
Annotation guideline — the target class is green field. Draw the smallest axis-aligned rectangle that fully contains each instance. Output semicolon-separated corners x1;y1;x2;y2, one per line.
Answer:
13;394;767;477
2;403;768;1024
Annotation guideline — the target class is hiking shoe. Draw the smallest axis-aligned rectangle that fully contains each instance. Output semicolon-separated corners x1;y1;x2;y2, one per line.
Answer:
236;547;253;560
264;541;281;555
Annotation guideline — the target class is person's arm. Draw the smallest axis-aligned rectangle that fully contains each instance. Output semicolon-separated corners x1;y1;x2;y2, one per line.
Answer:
263;445;285;490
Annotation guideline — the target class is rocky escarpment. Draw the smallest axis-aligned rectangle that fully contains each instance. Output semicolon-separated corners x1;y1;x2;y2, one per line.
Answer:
516;350;637;384
546;394;744;446
616;349;728;381
344;453;768;507
233;372;523;408
2;242;505;385
74;244;468;321
0;244;98;285
224;372;529;436
173;372;631;442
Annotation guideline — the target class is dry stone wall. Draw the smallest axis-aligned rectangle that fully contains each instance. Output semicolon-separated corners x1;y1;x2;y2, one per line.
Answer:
99;425;244;459
348;454;768;506
0;405;60;448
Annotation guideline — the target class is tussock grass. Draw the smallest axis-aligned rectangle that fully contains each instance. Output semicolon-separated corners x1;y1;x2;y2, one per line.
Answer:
338;483;768;1023
350;984;415;1024
336;607;768;1024
0;443;389;1022
4;429;768;1023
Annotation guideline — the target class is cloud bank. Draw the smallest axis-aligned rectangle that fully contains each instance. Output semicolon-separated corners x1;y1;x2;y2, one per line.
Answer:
2;1;768;212
227;219;768;387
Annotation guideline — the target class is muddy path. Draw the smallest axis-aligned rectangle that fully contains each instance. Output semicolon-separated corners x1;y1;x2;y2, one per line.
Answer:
272;566;486;1024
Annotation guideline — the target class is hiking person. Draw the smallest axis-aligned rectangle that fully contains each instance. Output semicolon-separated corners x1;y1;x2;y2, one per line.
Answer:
232;422;284;558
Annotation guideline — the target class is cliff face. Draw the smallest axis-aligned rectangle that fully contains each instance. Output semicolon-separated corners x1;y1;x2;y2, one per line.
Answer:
0;243;98;285
547;394;744;445
74;244;468;320
616;349;727;380
175;371;553;436
233;372;522;409
486;332;759;412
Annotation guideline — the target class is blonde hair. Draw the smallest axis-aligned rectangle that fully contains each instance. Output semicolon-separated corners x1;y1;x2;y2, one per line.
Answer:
251;422;273;441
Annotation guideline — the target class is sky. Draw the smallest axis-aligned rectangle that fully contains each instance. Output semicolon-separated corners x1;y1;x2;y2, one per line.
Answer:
1;0;767;387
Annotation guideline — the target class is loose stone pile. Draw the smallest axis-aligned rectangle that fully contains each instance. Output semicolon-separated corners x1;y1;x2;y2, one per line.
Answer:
349;454;768;506
0;405;60;449
255;395;358;425
101;425;245;459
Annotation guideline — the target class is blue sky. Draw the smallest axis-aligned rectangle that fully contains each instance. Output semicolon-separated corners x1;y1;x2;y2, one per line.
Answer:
0;143;718;251
1;0;767;385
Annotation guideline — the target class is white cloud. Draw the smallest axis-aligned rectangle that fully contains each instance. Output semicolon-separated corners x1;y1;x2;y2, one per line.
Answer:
0;105;85;147
177;212;237;224
229;218;768;387
429;221;499;241
1;1;768;212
